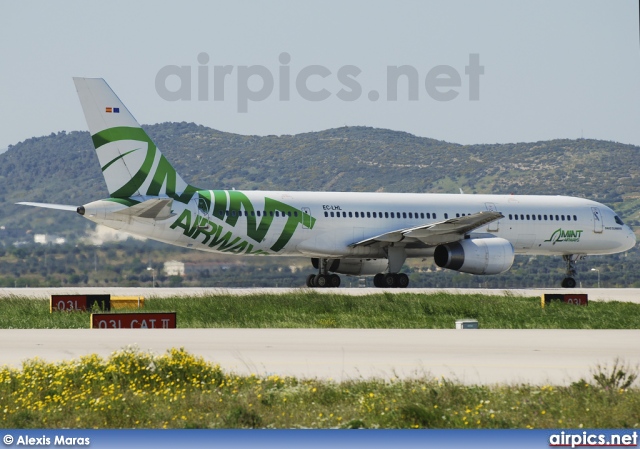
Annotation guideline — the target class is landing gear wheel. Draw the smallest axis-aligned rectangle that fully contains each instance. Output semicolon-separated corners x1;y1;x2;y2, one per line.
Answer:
306;274;316;288
396;273;409;288
561;277;577;288
383;273;397;288
373;273;385;288
315;274;328;288
561;255;583;288
329;274;341;288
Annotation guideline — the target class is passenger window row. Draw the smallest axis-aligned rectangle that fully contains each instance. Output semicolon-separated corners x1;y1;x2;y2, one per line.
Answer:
214;210;300;218
207;209;577;223
508;213;578;222
321;210;580;224
323;211;437;219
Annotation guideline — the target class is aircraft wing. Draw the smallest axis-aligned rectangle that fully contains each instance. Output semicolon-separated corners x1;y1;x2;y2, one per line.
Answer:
349;211;504;247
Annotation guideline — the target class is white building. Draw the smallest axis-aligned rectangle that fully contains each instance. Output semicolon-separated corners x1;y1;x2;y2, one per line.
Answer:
34;234;66;245
163;260;185;276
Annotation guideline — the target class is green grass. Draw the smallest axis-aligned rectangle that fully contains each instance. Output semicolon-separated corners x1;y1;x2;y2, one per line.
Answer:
0;292;639;329
1;293;638;429
0;348;638;429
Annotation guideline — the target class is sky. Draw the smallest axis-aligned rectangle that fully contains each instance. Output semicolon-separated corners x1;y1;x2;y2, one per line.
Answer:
1;0;639;151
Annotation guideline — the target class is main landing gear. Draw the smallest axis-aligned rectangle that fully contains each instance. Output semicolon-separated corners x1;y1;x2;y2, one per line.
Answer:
304;258;410;288
306;272;341;288
373;273;409;288
306;258;341;288
371;246;409;288
305;271;409;288
561;254;585;288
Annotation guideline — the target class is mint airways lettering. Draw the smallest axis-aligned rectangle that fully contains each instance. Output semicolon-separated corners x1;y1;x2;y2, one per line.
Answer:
170;211;270;254
544;229;583;244
170;191;316;253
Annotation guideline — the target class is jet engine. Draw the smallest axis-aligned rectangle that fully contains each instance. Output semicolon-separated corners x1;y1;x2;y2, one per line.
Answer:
433;238;514;275
311;258;388;276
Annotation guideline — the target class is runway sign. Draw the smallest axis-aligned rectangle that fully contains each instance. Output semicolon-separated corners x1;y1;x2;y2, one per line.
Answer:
541;293;588;307
110;296;145;309
91;312;177;329
455;319;479;329
50;294;110;312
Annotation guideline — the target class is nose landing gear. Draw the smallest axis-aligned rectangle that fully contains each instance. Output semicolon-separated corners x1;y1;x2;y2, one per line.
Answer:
561;254;585;288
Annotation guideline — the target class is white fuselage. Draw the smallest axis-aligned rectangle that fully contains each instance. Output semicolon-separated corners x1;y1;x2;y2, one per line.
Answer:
82;191;636;260
21;78;636;288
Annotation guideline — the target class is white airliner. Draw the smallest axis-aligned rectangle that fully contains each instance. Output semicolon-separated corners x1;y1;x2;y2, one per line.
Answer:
19;78;636;288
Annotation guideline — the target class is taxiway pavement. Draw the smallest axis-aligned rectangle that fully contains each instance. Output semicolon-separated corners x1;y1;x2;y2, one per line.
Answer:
0;328;638;385
1;287;639;303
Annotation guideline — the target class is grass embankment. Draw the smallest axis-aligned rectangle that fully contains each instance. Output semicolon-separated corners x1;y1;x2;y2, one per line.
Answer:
1;348;638;429
0;291;639;329
1;292;638;429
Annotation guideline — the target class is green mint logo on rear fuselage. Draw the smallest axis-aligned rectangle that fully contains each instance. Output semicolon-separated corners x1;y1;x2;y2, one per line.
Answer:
170;210;271;255
170;190;316;253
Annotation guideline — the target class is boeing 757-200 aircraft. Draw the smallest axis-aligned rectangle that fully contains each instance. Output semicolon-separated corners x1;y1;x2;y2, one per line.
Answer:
19;78;636;288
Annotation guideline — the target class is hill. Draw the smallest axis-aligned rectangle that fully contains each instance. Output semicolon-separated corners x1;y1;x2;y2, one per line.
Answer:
1;122;639;243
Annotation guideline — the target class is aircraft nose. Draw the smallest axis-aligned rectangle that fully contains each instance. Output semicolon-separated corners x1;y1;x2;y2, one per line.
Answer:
622;226;637;251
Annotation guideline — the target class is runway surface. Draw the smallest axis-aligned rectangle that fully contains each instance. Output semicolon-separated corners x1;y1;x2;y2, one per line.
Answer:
2;286;640;303
0;328;638;385
1;287;638;385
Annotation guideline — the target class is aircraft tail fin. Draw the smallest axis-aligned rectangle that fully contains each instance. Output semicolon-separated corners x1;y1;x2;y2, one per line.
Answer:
73;78;197;203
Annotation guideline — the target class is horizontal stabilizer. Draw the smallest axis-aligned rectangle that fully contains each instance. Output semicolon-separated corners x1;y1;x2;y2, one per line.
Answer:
113;198;175;220
17;202;79;212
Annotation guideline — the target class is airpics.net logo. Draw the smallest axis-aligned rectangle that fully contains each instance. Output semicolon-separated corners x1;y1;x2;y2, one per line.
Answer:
155;52;484;112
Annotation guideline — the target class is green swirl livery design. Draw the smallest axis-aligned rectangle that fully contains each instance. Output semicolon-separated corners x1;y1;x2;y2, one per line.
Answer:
93;126;198;203
94;126;315;254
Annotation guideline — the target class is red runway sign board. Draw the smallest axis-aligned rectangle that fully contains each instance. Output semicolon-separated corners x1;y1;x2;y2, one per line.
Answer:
50;295;110;312
91;312;177;329
541;293;588;307
51;295;146;312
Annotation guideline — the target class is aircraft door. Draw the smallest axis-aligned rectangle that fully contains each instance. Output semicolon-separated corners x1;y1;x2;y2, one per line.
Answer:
192;195;211;229
301;207;312;229
485;202;499;232
591;207;603;233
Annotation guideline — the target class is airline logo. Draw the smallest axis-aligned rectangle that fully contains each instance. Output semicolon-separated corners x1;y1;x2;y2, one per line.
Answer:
105;107;120;113
544;228;583;244
170;190;316;254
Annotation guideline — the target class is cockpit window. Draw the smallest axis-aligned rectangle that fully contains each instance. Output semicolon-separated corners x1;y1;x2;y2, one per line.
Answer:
614;216;624;226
